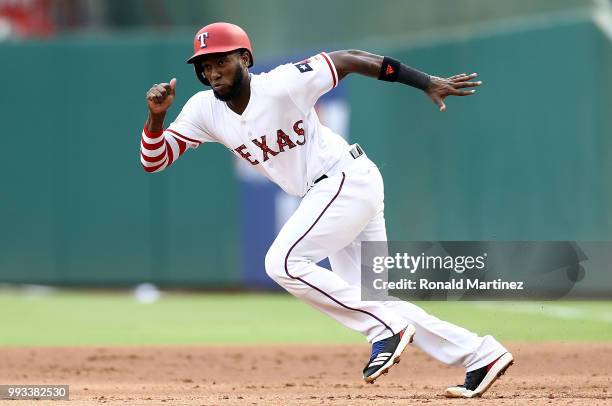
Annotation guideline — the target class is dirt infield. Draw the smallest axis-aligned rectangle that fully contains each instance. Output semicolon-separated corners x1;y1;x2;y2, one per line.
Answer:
1;342;610;405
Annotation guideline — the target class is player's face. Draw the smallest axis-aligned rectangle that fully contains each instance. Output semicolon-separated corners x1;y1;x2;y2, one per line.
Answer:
200;52;248;101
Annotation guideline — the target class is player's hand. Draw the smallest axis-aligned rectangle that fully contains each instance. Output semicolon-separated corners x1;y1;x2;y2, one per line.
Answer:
146;78;177;115
425;73;482;112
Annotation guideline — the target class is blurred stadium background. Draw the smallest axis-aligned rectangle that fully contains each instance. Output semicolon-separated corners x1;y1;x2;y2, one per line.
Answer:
1;0;611;345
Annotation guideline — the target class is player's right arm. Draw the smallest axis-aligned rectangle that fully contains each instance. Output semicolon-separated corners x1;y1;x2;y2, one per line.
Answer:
141;78;207;173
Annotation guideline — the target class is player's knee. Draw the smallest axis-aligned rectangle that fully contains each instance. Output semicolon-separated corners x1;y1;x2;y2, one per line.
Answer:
264;244;287;283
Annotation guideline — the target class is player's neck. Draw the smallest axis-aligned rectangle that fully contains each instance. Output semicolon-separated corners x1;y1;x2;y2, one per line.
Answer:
227;75;251;115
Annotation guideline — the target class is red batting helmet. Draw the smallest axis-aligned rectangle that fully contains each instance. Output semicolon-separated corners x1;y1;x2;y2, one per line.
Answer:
186;22;254;86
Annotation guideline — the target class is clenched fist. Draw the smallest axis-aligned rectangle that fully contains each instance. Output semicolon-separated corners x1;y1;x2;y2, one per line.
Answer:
146;78;177;116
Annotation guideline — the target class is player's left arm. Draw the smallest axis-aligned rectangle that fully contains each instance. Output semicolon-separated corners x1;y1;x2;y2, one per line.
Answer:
328;49;481;112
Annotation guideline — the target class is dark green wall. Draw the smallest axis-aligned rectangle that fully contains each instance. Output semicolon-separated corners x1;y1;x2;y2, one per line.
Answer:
0;37;238;286
348;19;611;240
1;16;609;286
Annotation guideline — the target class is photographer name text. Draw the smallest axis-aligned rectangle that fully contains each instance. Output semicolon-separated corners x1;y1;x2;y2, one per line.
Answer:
373;278;524;291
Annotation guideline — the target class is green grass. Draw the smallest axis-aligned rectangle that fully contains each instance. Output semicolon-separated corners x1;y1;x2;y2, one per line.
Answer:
1;290;611;346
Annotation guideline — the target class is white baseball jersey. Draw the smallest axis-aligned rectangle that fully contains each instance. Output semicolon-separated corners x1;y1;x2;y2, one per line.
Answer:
140;51;508;369
141;52;348;197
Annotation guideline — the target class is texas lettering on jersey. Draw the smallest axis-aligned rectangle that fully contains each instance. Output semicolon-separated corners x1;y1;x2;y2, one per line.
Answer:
233;120;305;165
141;52;347;196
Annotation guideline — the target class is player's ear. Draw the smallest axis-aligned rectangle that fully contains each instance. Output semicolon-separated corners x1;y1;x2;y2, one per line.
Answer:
240;50;251;67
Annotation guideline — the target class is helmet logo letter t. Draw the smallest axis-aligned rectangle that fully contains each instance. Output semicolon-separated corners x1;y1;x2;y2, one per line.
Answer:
197;32;209;48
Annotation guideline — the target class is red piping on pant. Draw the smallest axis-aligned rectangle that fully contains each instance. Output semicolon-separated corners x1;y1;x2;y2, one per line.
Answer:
283;172;394;336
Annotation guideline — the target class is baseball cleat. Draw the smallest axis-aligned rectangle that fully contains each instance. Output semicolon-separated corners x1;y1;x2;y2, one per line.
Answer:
362;324;415;383
445;352;514;398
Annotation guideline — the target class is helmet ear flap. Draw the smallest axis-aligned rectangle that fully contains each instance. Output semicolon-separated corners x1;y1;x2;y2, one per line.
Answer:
193;64;210;86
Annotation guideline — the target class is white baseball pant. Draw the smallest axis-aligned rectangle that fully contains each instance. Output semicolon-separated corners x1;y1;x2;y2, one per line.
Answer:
265;148;507;371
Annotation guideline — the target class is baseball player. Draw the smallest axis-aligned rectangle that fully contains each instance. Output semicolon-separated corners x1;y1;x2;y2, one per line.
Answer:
140;22;513;398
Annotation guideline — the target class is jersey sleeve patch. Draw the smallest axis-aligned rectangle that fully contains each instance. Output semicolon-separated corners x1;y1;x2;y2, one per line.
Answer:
282;53;337;113
294;62;313;73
